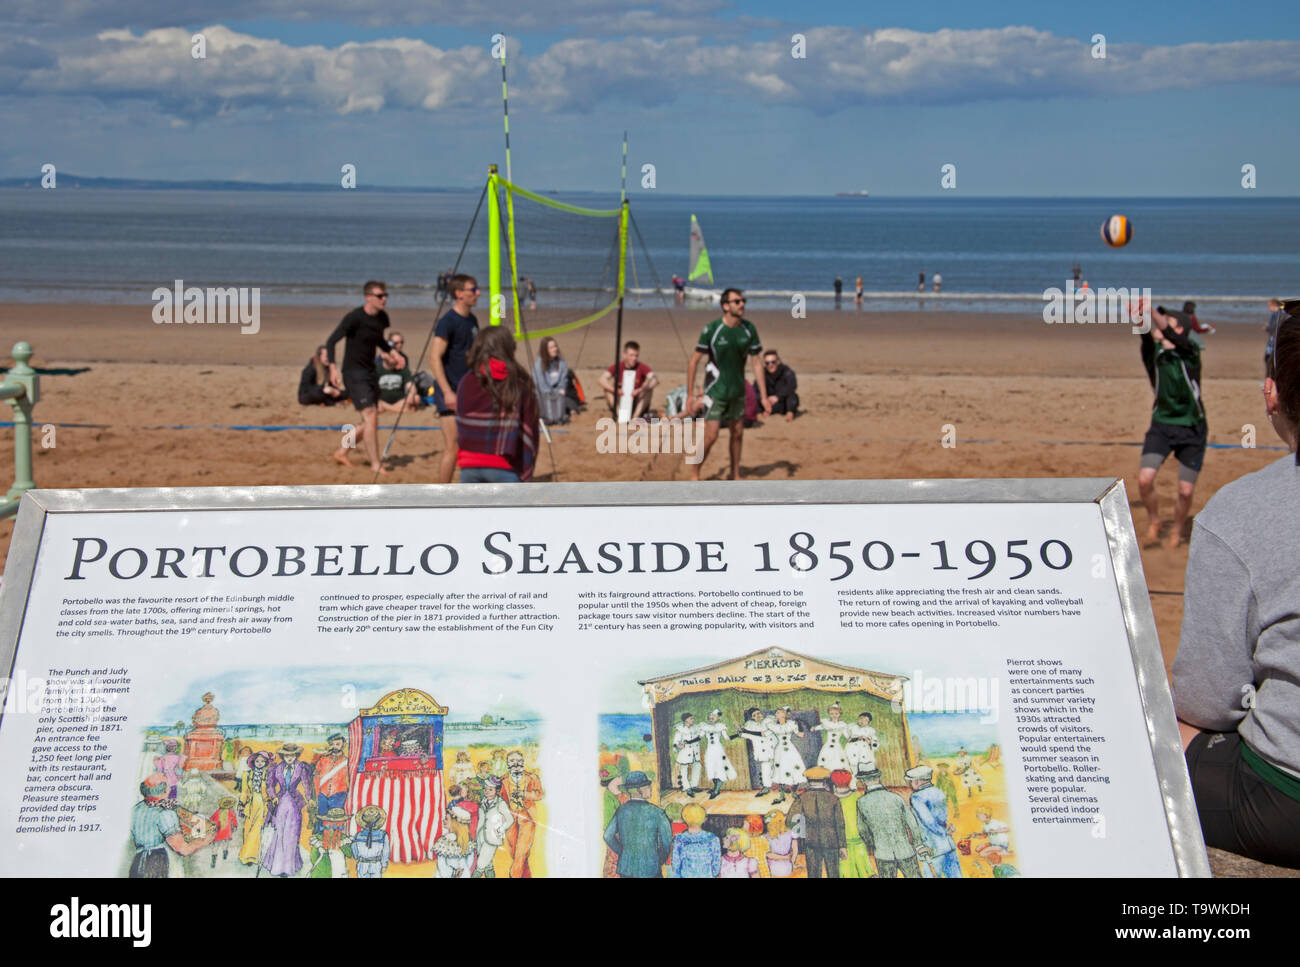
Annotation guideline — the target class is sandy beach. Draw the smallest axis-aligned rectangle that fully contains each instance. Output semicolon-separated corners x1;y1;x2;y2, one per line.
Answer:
0;302;1279;679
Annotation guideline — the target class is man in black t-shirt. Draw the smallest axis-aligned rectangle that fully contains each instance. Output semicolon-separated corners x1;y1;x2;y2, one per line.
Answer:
760;349;799;420
324;280;404;475
430;274;481;483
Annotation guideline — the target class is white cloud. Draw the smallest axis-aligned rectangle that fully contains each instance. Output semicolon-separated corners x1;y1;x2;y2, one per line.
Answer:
22;26;495;116
8;24;1300;121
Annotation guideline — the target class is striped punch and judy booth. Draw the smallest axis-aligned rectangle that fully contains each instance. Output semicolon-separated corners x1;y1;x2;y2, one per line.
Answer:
346;688;447;864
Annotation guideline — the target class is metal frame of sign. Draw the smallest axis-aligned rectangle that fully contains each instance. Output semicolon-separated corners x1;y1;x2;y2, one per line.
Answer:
0;477;1211;877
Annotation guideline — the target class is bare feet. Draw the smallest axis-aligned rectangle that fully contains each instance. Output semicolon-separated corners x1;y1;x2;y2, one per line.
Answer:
785;411;794;422
1144;519;1162;543
332;449;353;467
371;465;389;477
1165;531;1182;550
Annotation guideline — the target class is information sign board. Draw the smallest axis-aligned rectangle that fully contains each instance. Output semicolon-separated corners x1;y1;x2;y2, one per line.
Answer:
0;479;1208;878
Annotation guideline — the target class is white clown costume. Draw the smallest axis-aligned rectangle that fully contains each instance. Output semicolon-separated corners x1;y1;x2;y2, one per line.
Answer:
700;714;738;783
764;714;807;787
844;723;879;774
673;719;702;792
811;718;851;771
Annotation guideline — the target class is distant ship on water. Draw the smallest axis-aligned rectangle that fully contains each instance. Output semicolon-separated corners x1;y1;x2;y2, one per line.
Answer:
834;189;870;197
445;714;533;732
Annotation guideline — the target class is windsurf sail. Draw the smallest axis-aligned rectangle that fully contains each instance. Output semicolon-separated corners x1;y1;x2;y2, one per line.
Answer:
688;213;714;286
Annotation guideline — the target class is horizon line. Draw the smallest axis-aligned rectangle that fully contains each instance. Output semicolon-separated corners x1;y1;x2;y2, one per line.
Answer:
1;174;1296;201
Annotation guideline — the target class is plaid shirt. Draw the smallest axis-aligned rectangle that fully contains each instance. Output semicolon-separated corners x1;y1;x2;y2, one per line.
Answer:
455;371;538;481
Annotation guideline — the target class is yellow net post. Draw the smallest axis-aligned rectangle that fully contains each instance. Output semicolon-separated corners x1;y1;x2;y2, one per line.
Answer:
618;201;628;297
488;165;502;326
506;183;523;337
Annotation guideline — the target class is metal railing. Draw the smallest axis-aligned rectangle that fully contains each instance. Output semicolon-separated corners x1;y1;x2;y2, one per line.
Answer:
1;342;39;518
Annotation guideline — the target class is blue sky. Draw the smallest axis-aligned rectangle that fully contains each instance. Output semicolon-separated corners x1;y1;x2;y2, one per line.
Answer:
3;1;1299;195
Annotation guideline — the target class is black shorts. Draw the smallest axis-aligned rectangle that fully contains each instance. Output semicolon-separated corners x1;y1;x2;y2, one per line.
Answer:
431;383;459;417
1142;420;1207;472
1185;731;1300;868
342;367;378;411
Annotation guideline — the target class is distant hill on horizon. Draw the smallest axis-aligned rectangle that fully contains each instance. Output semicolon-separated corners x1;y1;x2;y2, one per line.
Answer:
0;173;471;193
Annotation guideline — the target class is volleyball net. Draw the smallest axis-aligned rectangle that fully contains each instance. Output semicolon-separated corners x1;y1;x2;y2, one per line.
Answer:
486;167;628;341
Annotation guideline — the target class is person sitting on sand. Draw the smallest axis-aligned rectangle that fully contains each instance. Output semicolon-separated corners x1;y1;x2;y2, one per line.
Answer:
375;347;419;414
970;807;1012;863
1173;307;1300;870
600;341;658;420
532;337;572;425
1138;305;1207;549
299;346;347;406
760;350;799;421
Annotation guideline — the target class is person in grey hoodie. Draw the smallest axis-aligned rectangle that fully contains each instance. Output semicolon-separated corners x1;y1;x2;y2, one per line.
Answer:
1172;305;1300;869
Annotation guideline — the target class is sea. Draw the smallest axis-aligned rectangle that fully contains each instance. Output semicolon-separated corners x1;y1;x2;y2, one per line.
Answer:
1;189;1293;320
599;713;653;750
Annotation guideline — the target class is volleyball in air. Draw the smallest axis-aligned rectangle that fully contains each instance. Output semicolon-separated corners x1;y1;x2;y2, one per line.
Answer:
1101;214;1132;248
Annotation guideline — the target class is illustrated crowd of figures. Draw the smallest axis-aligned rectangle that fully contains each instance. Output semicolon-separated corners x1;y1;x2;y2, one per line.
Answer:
602;702;1014;878
131;734;542;878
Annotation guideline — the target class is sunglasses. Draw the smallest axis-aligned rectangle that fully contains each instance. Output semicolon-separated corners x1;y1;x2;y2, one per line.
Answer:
728;298;746;305
462;286;480;294
369;292;388;299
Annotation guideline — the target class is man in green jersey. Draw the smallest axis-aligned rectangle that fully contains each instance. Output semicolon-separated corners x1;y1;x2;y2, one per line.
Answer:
687;288;771;479
1138;305;1207;549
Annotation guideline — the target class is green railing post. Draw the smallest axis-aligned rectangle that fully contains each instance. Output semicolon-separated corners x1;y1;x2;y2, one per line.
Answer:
3;341;39;502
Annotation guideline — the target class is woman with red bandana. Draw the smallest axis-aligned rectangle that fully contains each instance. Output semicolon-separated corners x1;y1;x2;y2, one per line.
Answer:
454;326;538;482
